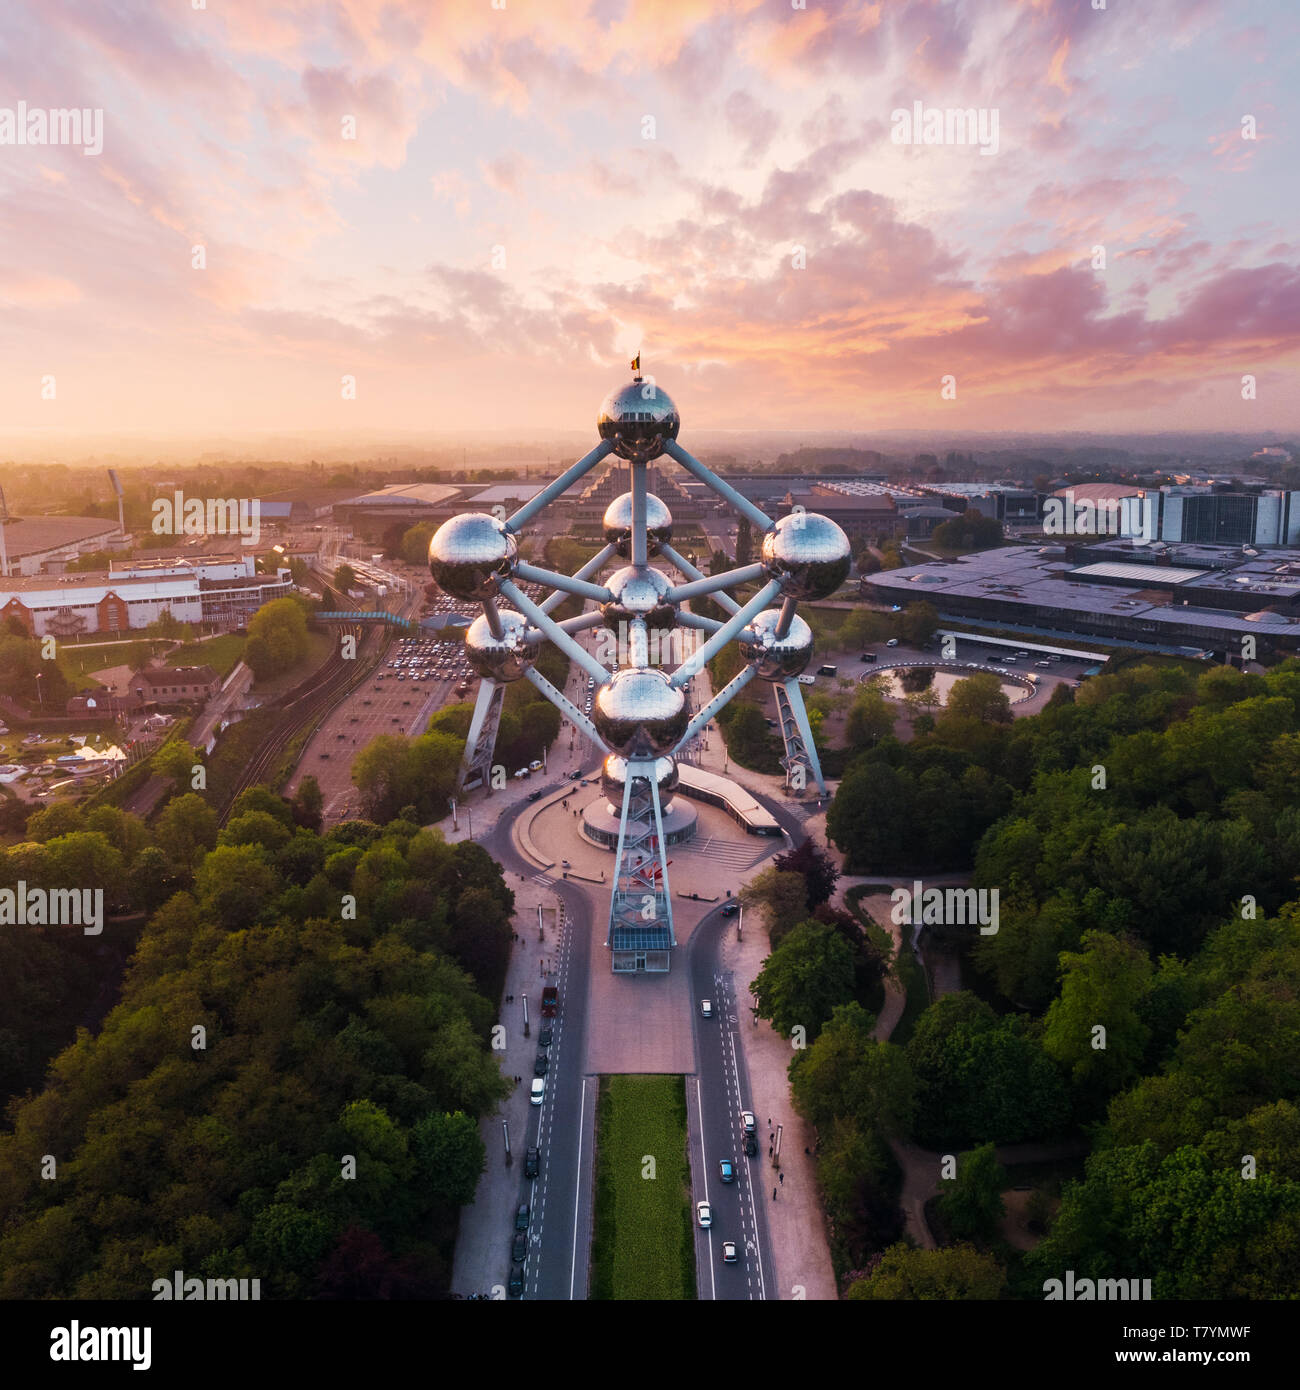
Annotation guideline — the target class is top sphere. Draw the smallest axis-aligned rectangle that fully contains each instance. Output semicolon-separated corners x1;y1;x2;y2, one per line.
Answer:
597;380;680;462
428;512;517;602
602;491;674;557
760;513;852;600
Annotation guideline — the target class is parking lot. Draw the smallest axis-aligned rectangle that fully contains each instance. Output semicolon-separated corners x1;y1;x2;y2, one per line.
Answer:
286;621;477;821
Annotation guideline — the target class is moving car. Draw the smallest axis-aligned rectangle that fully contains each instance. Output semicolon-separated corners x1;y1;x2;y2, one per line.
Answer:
719;1158;735;1184
696;1201;712;1228
721;901;740;917
885;638;900;647
722;1241;738;1264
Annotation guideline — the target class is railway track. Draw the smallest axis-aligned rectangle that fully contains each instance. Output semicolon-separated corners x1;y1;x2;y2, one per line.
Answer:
218;602;393;818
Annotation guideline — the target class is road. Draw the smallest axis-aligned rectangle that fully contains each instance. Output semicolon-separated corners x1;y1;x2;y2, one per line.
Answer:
687;903;776;1300
478;792;597;1300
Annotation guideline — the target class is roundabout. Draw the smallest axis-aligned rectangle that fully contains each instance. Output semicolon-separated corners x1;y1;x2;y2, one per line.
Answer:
860;661;1037;706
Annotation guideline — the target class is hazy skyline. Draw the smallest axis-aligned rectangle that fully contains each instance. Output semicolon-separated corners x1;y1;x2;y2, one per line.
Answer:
1;0;1297;439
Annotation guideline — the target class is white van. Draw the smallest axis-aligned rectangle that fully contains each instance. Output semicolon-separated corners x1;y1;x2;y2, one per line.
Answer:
530;1078;545;1106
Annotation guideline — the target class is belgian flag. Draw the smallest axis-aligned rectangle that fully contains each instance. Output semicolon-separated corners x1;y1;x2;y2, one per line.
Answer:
630;352;640;373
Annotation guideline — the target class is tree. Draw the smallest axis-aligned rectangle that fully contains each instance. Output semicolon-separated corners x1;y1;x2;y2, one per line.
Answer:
245;597;310;679
751;922;856;1040
938;1143;1006;1242
153;739;199;784
1043;931;1152;1096
790;1002;917;1137
333;563;357;592
154;793;218;869
293;775;324;831
944;671;1012;724
772;837;838;909
846;1243;1006;1300
735;515;753;566
900;601;940;646
740;867;810;947
411;1111;486;1207
845;686;895;748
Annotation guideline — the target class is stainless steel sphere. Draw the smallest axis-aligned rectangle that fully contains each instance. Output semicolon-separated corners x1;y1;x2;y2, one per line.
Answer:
600;565;676;634
428;512;517;601
601;753;679;800
739;609;814;681
760;512;852;600
602;491;674;557
464;609;536;683
597;380;680;462
592;667;689;758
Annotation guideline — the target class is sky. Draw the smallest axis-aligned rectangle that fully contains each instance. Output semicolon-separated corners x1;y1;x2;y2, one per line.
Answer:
0;0;1297;441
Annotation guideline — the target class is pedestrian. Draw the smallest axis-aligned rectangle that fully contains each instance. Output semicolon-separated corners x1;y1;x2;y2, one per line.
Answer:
768;1145;773;1158
779;1172;784;1186
804;1146;810;1155
772;1188;776;1201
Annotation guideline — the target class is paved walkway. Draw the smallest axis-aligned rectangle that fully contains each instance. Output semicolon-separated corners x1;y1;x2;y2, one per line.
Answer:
714;916;838;1300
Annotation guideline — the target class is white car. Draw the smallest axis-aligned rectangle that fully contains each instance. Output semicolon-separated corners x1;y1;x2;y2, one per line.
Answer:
700;999;713;1018
696;1201;712;1228
886;638;900;648
530;1078;545;1106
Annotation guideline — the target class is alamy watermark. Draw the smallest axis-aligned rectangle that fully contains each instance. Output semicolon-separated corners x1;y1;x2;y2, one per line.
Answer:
0;883;102;935
1042;490;1156;544
0;102;103;156
891;102;999;156
890;881;999;935
151;490;262;546
1044;1270;1151;1301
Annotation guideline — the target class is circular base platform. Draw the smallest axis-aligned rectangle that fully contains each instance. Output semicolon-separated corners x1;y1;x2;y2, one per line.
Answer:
581;794;698;848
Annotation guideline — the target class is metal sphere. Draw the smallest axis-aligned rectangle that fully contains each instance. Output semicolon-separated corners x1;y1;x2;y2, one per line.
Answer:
597;380;680;462
739;609;814;682
602;491;674;557
592;667;689;758
601;753;679;800
428;512;517;601
601;565;676;634
760;512;852;600
464;610;536;683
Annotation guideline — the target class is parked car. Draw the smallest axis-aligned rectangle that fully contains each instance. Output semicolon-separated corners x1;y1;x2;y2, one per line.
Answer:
744;1135;758;1157
530;1078;545;1106
534;1051;548;1076
700;999;713;1018
886;638;900;648
524;1147;540;1179
508;1267;523;1297
538;1027;553;1048
515;1203;530;1232
741;1110;756;1135
511;1233;527;1263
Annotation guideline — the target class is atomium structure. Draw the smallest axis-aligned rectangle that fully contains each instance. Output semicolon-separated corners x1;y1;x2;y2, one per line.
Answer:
428;360;850;973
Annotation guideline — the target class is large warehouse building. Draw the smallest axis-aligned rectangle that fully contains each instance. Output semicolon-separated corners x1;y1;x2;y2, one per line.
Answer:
0;553;291;638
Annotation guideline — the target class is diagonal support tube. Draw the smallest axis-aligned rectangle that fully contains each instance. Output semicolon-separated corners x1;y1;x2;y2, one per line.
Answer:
540;543;616;615
498;578;612;686
505;439;613;531
667;564;764;603
664;439;773;531
672;664;757;751
525;666;607;751
660;543;740;615
670;579;782;687
512;562;611;604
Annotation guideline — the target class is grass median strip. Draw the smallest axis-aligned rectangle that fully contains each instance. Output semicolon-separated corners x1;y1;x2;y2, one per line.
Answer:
590;1074;696;1300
